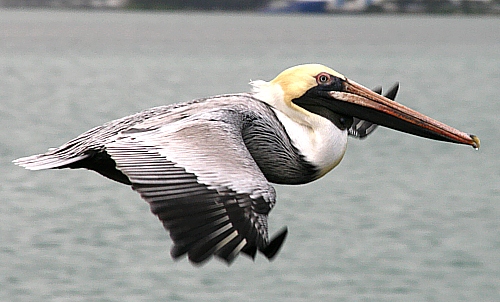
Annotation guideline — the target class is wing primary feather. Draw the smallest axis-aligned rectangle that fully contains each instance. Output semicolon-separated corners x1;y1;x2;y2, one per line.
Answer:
261;227;288;260
384;82;399;100
188;224;234;264
371;86;382;94
165;210;229;237
136;185;209;197
145;190;219;203
163;205;226;223
167;219;229;243
169;219;231;260
214;231;245;264
241;245;257;259
219;238;247;263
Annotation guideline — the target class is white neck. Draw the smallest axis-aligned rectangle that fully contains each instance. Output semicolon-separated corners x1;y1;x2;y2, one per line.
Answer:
252;80;348;178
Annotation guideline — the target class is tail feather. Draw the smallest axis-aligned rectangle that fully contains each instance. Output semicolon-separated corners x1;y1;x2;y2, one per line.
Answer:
13;153;88;170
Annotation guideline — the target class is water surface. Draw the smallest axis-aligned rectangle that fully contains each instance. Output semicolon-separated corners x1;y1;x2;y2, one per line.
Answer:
1;10;499;301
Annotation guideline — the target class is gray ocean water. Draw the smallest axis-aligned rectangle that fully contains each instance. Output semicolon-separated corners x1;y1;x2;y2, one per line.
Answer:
1;9;499;301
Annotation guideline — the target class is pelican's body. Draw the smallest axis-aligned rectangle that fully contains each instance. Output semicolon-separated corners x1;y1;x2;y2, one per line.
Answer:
14;64;479;265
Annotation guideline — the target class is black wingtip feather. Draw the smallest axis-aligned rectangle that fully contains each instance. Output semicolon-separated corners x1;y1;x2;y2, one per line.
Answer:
385;82;399;101
371;86;382;95
241;245;257;260
261;227;288;260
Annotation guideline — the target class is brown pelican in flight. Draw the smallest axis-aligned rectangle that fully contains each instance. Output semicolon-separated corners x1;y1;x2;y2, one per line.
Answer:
14;64;480;265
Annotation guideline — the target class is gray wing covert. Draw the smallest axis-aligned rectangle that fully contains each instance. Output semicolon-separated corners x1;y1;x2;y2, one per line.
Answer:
105;117;287;264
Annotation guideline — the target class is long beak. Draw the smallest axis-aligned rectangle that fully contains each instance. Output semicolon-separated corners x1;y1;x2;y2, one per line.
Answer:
327;79;480;149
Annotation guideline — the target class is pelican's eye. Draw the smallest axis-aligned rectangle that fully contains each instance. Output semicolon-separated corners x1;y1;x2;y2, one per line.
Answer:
316;73;331;85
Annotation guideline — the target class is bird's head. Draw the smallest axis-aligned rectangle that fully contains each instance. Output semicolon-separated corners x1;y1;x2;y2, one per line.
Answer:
254;64;479;149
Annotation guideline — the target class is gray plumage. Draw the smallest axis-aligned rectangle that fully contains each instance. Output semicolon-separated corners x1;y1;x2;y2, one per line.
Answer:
14;93;306;264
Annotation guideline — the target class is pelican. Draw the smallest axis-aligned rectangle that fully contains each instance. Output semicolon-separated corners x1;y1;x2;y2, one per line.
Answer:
14;64;480;265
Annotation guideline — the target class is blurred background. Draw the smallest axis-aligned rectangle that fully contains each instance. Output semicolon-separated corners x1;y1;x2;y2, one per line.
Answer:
1;0;500;14
1;3;499;302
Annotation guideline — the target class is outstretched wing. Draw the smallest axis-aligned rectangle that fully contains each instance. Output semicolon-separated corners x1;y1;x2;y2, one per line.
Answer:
105;116;287;265
349;83;400;139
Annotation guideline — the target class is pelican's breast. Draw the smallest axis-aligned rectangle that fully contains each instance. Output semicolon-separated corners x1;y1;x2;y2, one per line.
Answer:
271;109;348;180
